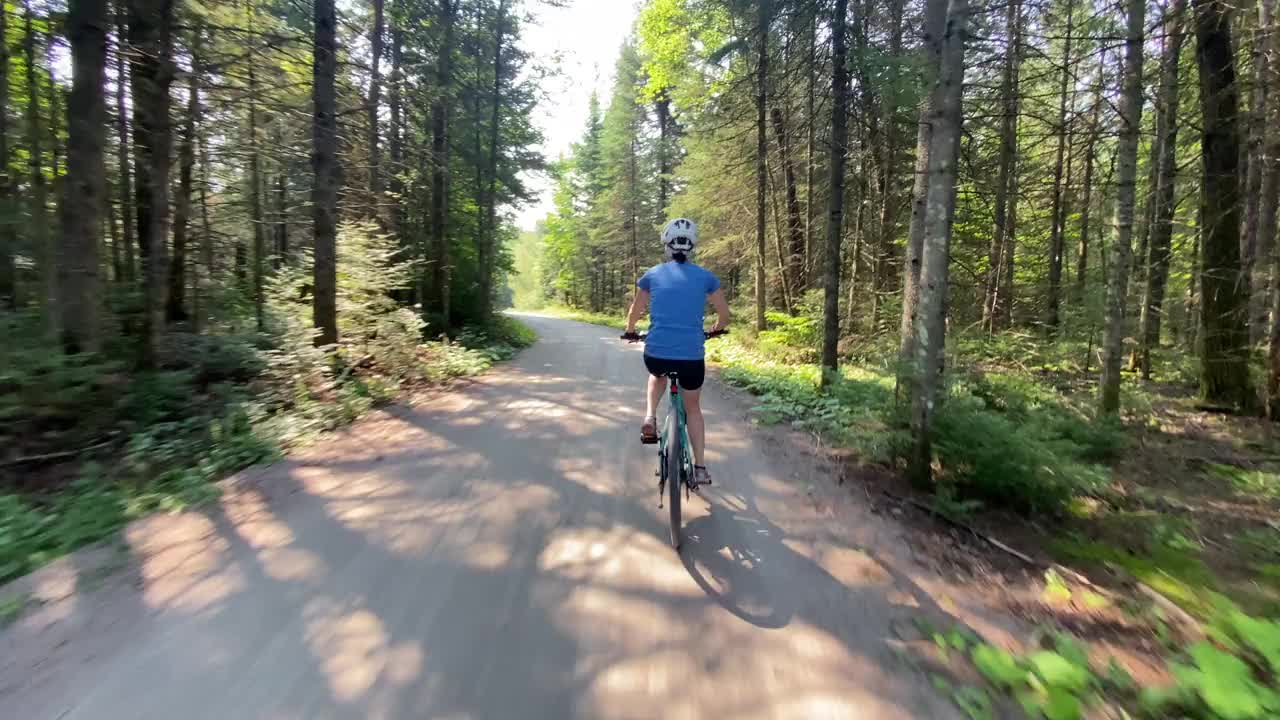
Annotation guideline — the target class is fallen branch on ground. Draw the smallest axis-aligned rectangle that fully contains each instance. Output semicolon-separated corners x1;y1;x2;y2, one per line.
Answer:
0;439;115;469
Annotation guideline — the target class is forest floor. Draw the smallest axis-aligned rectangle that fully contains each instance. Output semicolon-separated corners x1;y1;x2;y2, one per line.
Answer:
542;305;1280;718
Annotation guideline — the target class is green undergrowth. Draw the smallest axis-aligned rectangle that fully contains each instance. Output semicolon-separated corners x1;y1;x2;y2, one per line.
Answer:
710;313;1123;516
544;304;1123;516
0;224;536;587
924;602;1280;720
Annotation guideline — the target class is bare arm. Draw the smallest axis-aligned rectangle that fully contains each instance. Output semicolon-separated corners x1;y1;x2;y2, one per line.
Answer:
708;289;730;332
626;289;650;334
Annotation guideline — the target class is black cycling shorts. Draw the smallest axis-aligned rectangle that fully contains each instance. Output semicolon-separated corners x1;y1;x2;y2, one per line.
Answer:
644;355;706;391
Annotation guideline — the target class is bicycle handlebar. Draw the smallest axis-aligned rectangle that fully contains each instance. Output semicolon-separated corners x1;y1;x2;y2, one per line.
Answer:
621;328;728;343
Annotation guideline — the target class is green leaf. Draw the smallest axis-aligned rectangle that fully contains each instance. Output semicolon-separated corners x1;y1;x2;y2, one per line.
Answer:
1186;641;1267;719
1052;633;1090;671
971;644;1025;689
1225;610;1280;674
1029;651;1091;693
1042;687;1082;720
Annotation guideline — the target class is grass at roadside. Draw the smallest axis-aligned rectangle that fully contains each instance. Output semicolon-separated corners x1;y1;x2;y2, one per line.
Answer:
0;315;536;586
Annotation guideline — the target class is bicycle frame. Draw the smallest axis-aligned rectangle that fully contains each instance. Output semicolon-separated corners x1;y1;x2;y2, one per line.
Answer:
658;377;694;492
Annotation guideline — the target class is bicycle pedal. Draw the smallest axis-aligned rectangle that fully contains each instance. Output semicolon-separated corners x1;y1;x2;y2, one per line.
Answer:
640;435;658;445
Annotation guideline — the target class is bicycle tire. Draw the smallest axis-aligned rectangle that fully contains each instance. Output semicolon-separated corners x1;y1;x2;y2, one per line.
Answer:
665;409;682;549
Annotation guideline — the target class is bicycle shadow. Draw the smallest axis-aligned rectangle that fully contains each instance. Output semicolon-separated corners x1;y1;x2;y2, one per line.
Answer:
679;499;795;629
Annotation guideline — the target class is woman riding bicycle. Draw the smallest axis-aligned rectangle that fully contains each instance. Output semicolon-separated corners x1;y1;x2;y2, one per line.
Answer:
623;217;731;485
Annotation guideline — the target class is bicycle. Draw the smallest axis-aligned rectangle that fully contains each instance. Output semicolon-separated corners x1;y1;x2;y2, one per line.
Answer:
621;328;727;549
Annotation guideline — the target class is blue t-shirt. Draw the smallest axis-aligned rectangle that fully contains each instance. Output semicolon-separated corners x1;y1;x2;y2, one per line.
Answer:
637;261;721;361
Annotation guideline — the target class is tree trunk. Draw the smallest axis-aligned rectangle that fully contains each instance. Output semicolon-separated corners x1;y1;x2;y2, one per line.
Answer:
875;0;906;308
58;0;108;353
896;0;950;388
24;4;53;336
389;23;403;239
1099;0;1146;414
630;136;639;282
804;12;816;288
982;0;1021;332
0;3;13;310
312;0;339;346
129;0;174;368
168;48;198;325
821;0;849;378
909;0;968;485
368;0;384;218
767;152;795;314
115;4;134;285
656;93;670;219
755;0;770;332
194;107;212;333
430;0;456;330
1245;2;1268;343
248;47;265;331
1046;0;1075;332
1194;0;1253;409
1136;0;1189;379
1261;0;1280;417
770;106;805;300
1075;51;1105;300
275;170;287;265
478;0;507;322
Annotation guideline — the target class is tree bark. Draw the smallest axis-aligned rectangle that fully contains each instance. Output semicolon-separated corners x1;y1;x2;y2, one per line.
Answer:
896;0;950;389
58;0;109;353
168;46;198;325
771;106;805;300
821;0;849;378
1075;51;1105;300
129;0;174;368
312;0;339;346
755;0;770;332
25;3;53;336
1099;0;1146;414
368;0;384;219
804;11;816;288
909;0;967;486
389;23;403;239
248;32;265;331
1259;0;1280;416
1046;0;1075;332
1244;1;1268;342
1136;0;1189;378
656;93;670;220
478;0;507;322
115;4;134;285
1194;0;1253;409
872;0;907;320
982;0;1020;332
430;0;456;330
195;117;213;334
0;3;13;309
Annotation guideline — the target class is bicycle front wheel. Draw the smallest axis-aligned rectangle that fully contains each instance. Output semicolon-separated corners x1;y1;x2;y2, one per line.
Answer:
665;409;682;549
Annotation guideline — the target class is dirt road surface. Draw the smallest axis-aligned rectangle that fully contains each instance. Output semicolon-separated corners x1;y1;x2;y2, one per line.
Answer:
2;315;1007;719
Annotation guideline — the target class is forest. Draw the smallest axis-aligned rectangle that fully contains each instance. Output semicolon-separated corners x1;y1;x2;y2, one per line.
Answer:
1;0;540;582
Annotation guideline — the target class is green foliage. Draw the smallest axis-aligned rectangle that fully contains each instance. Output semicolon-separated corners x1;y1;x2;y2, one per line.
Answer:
1206;463;1280;499
968;636;1097;720
1;223;535;583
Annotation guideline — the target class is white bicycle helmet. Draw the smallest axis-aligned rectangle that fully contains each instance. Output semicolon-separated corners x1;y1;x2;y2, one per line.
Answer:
662;217;697;260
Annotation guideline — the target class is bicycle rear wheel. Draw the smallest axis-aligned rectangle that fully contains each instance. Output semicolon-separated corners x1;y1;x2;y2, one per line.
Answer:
665;410;682;549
